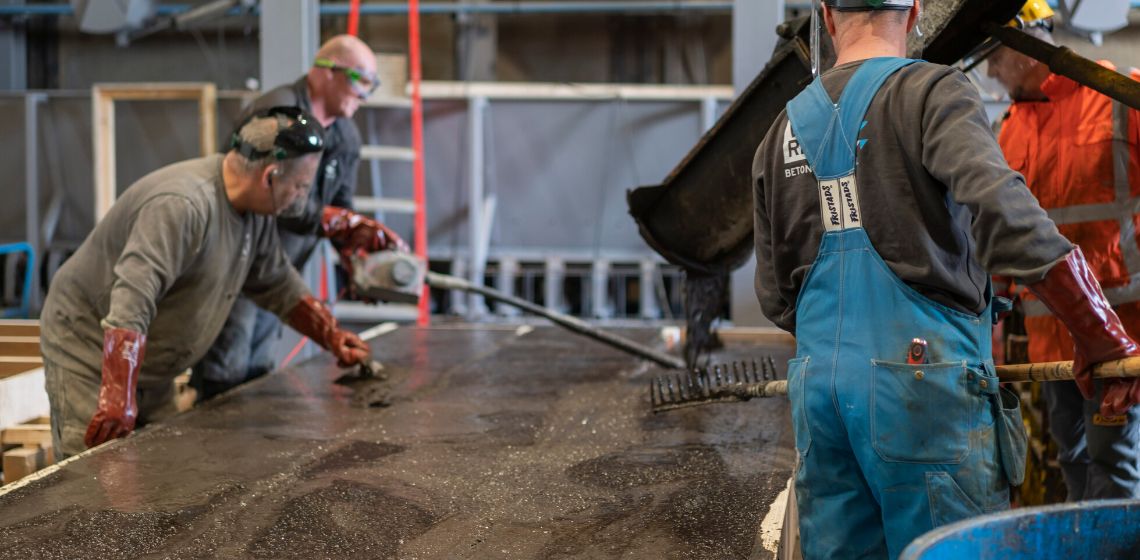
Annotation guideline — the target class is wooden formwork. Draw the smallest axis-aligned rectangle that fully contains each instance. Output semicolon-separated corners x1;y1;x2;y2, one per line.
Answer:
1;417;54;485
0;320;50;485
0;320;41;381
91;82;218;222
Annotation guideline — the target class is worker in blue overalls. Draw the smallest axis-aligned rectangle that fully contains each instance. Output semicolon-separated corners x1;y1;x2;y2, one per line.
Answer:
751;1;1140;558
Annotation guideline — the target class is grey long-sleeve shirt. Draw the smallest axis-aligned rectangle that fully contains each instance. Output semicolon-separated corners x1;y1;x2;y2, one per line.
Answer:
41;154;309;385
753;60;1073;333
239;77;361;269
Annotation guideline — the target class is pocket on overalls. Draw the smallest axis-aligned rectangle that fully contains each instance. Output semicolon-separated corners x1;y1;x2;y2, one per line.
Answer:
991;383;1028;486
787;357;812;457
926;471;986;528
871;360;971;464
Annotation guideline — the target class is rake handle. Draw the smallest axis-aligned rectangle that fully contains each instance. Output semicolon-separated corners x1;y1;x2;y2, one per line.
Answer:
654;357;1140;412
742;358;1140;386
734;357;1140;395
739;379;788;398
996;356;1140;383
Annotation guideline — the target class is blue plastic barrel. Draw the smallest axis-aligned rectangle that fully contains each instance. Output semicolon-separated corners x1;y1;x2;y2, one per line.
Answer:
901;499;1140;559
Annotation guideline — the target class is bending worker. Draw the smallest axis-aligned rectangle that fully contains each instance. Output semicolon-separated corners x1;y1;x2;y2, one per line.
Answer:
193;34;405;401
751;1;1140;558
40;107;370;459
987;1;1140;501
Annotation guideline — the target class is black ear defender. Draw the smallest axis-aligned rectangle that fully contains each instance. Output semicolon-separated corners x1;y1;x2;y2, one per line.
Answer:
230;106;325;161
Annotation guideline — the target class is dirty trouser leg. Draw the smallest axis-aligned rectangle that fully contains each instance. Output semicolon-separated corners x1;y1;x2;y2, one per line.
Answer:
245;306;283;381
849;363;1010;559
42;356;101;460
790;357;888;559
1082;380;1140;499
190;296;259;401
1043;380;1092;500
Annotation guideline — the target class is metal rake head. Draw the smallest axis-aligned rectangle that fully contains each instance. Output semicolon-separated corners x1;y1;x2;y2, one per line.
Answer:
650;357;782;413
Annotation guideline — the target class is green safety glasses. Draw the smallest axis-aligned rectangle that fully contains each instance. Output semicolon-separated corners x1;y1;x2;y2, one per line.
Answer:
314;58;380;99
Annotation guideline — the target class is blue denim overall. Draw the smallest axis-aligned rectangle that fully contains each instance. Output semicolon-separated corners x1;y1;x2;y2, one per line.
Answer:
784;57;1027;559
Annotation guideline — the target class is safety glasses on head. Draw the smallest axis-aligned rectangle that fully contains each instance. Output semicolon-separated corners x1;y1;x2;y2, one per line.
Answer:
230;106;325;161
314;57;380;99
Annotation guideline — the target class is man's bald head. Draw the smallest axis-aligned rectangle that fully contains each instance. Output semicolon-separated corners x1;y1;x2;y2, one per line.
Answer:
307;34;378;123
316;34;377;75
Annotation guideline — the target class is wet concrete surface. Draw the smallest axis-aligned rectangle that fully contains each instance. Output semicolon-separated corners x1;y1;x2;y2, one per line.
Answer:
0;325;796;559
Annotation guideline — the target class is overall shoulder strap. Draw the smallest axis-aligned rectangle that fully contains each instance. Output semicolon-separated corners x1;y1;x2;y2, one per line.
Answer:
786;57;917;179
785;57;917;232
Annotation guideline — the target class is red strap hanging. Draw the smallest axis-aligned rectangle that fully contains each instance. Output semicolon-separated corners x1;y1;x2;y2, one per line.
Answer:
409;0;430;326
347;0;361;36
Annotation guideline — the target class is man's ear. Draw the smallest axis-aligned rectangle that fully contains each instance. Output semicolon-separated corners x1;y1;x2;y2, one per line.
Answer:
261;163;280;190
905;0;921;34
822;5;838;38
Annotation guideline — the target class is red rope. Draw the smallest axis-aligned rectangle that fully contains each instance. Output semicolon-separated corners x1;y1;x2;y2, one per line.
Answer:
409;0;430;327
347;0;360;36
281;336;309;367
319;249;329;301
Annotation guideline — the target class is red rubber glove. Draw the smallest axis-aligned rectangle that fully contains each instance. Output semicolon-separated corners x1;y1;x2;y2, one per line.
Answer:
1104;378;1140;416
1026;248;1140;415
321;206;407;270
286;295;370;367
85;327;145;448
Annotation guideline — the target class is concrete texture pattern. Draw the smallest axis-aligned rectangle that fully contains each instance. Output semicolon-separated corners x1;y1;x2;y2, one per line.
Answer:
0;325;795;559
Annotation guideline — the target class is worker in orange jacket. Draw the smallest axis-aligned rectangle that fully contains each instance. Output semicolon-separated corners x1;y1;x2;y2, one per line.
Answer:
988;2;1140;500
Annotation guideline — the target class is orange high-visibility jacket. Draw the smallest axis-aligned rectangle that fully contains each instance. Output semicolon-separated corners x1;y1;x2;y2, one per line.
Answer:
997;66;1140;364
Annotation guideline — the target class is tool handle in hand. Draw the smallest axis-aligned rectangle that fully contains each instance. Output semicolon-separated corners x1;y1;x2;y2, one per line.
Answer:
996;356;1140;383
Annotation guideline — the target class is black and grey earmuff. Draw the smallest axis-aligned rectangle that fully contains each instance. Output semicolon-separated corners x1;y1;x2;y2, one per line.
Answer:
230;106;325;161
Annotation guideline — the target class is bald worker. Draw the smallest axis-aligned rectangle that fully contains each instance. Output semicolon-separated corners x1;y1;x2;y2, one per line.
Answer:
193;35;406;400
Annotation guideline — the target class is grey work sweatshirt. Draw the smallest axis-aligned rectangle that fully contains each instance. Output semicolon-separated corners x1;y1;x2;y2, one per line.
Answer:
40;154;310;385
752;59;1073;333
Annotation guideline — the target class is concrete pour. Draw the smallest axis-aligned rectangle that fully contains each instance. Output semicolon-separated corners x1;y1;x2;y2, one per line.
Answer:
0;325;795;559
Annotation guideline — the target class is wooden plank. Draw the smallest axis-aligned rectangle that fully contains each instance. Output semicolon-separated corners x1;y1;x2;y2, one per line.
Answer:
197;83;217;156
39;442;53;469
0;336;41;357
93;87;115;221
2;447;43;484
0;359;42;378
2;424;51;447
89;82;218;97
0;321;39;337
174;372;195;413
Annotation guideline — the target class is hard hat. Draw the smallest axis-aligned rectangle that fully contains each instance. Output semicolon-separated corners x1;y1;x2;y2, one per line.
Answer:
1010;0;1055;30
823;0;914;10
